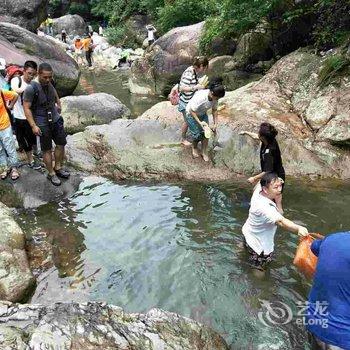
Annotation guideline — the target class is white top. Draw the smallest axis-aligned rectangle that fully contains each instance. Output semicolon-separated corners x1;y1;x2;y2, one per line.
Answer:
186;89;218;116
11;76;28;120
242;184;284;255
147;29;154;41
99;26;103;35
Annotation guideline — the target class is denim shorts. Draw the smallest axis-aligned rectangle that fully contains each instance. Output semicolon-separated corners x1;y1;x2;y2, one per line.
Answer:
178;100;187;120
185;113;209;142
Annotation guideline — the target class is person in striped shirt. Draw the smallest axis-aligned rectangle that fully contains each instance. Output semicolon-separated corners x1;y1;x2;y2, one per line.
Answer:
178;56;209;146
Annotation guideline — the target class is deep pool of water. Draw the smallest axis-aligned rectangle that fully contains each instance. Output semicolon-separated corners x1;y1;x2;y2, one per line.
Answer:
18;177;350;349
74;70;164;118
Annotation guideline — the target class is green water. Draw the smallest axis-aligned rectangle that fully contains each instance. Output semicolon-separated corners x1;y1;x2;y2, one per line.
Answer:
19;177;350;349
74;70;164;118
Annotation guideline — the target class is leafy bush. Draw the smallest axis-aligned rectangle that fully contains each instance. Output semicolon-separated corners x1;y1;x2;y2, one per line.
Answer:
68;2;91;18
318;54;350;87
156;0;216;33
104;25;127;46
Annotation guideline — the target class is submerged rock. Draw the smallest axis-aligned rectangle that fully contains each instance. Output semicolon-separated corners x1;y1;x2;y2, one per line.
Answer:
61;93;131;133
0;22;80;96
0;203;35;302
0;301;229;349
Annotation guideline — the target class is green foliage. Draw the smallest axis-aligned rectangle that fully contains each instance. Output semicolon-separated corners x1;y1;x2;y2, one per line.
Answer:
105;25;127;46
156;0;216;33
48;0;62;16
318;55;350;88
69;2;91;18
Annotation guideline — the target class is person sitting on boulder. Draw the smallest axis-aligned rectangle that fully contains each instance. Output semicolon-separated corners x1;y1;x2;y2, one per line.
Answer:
240;123;285;213
23;63;70;186
0;89;19;180
185;77;225;162
177;56;209;146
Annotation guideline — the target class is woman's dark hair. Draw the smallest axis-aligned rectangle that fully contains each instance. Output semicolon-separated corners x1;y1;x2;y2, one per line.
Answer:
258;122;278;143
260;172;279;188
209;77;225;98
192;56;209;68
24;60;37;71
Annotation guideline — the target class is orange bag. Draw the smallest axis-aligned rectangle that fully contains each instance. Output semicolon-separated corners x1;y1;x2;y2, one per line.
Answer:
293;233;324;279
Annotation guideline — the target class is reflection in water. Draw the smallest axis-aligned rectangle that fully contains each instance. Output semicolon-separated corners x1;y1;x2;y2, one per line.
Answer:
20;176;350;349
74;70;164;118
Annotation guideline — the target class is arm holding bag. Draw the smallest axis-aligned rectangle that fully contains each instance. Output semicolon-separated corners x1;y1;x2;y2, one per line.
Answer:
293;233;323;279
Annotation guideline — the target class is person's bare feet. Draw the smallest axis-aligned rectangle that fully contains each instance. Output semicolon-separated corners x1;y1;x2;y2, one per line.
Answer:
202;153;209;162
192;147;200;158
181;140;192;147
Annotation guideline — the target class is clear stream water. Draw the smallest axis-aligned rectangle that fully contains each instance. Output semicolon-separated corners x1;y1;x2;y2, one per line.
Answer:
18;177;350;349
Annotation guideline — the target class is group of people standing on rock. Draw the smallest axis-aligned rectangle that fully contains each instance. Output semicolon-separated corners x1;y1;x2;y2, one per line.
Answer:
0;60;69;186
175;55;349;350
175;56;225;162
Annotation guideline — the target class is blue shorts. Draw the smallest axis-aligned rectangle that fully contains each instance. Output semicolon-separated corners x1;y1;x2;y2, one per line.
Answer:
185;113;209;142
178;100;187;120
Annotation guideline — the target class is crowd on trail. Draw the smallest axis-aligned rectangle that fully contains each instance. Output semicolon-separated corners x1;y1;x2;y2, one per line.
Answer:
0;60;69;186
0;15;349;349
169;55;350;350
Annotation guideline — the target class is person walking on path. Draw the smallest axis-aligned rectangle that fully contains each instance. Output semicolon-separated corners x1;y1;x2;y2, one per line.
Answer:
23;63;70;186
185;77;225;161
242;172;308;271
177;56;209;146
240;122;285;212
10;60;41;169
46;14;53;36
0;89;20;180
306;231;350;350
82;34;94;68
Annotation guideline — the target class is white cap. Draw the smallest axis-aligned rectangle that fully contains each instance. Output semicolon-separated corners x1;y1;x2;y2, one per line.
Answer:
0;58;5;70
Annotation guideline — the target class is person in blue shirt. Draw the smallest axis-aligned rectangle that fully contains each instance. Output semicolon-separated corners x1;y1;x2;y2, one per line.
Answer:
306;231;350;350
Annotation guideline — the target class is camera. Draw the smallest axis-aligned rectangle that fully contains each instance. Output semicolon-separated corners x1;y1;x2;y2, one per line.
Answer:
47;111;53;122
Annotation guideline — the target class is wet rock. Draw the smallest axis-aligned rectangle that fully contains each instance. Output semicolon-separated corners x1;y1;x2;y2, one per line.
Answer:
66;117;234;182
52;14;86;37
0;22;80;96
0;301;229;349
61;93;131;133
2;167;82;209
0;0;47;32
129;22;204;95
0;203;35;302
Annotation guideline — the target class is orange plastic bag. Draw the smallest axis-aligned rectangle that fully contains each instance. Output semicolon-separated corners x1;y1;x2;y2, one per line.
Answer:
293;233;323;279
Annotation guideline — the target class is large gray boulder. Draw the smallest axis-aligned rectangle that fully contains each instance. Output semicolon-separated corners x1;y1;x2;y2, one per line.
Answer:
129;22;204;95
52;14;86;37
61;93;131;134
0;22;80;96
0;0;47;32
0;203;35;302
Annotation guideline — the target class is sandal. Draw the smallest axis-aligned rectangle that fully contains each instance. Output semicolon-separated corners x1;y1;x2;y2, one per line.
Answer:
10;168;20;181
1;169;9;180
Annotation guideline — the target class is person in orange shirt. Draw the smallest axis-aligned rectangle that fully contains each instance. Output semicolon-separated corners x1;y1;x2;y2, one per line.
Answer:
74;37;84;65
0;89;20;180
81;35;93;68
